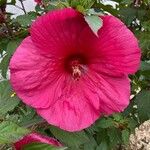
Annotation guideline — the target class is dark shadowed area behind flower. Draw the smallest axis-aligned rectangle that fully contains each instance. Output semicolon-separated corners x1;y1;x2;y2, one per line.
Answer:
9;8;140;132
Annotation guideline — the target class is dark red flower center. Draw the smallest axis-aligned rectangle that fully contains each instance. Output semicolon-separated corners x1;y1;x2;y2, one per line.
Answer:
64;54;88;81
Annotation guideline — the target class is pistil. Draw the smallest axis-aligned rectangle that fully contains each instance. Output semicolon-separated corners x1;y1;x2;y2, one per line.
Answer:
72;65;81;81
71;60;82;81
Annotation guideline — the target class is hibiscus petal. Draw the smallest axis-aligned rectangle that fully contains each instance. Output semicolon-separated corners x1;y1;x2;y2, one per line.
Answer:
37;78;100;132
79;15;141;76
98;15;141;75
10;37;65;108
84;71;130;115
37;72;130;131
30;8;88;57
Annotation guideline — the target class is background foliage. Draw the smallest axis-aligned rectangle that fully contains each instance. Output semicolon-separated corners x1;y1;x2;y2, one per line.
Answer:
0;0;150;149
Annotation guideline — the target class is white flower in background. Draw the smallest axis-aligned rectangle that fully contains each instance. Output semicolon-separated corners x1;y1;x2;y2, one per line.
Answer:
129;120;150;150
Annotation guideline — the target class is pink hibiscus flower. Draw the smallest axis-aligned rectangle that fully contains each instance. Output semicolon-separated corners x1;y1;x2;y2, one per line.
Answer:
34;0;42;4
14;133;62;150
9;8;141;131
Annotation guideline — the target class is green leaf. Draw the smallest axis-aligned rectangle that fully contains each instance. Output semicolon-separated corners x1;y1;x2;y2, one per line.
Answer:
79;0;95;9
108;127;122;148
23;143;67;150
83;136;97;150
120;0;133;5
19;112;44;128
6;40;21;56
0;54;10;78
122;129;129;145
68;0;94;9
0;121;30;144
13;12;37;27
96;118;114;128
0;38;9;54
10;0;16;5
140;61;150;71
0;80;19;116
96;141;108;150
0;40;21;78
142;20;150;31
113;114;124;122
50;126;89;148
137;31;150;53
84;15;103;36
136;90;150;122
46;4;57;11
127;118;138;131
93;3;118;16
35;5;43;12
96;128;108;145
76;5;85;14
119;7;136;25
0;0;6;6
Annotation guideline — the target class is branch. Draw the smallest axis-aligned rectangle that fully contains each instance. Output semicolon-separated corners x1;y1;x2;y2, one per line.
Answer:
19;0;27;14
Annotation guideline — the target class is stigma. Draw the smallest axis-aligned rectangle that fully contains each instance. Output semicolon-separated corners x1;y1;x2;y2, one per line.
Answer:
71;59;83;81
64;54;88;80
72;65;82;81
